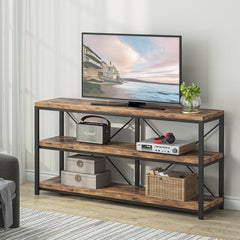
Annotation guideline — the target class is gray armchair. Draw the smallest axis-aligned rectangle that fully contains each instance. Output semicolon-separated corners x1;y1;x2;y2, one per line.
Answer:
0;153;20;228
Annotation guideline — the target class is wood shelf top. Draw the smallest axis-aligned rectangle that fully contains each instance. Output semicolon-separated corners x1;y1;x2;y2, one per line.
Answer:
35;98;224;122
39;136;223;166
40;177;223;211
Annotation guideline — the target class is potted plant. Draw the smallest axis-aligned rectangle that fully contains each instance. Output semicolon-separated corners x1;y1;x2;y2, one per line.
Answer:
180;82;201;113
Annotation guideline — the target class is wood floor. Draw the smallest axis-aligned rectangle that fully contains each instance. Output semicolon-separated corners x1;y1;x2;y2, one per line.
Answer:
21;182;240;240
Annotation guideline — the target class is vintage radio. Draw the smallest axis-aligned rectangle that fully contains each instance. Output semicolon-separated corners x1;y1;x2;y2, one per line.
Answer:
76;115;111;144
136;138;196;155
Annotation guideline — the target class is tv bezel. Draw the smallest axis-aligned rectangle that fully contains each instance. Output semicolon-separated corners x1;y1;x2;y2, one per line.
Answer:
81;32;182;105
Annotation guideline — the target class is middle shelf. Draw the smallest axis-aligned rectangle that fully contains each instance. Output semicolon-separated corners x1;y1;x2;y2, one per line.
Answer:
39;136;223;166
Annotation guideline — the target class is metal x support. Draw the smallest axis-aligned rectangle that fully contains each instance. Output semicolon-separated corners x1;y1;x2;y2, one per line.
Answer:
110;118;134;140
142;118;161;137
195;123;219;144
186;165;215;197
66;112;79;124
105;156;131;185
66;113;135;140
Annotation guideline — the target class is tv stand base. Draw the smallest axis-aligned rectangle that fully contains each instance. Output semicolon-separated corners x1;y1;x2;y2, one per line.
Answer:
128;101;145;107
91;101;126;107
91;101;165;110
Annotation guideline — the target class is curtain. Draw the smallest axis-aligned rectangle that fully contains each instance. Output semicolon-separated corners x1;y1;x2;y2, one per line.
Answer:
0;0;26;182
1;0;87;182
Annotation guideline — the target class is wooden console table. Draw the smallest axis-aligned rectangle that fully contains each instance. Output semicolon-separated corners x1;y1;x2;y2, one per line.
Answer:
34;98;224;219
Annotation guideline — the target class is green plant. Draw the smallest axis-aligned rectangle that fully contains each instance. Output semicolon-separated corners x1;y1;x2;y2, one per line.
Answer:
180;82;200;111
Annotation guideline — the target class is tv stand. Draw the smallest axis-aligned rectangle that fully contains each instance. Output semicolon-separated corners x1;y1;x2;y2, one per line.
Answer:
35;98;224;219
91;101;165;110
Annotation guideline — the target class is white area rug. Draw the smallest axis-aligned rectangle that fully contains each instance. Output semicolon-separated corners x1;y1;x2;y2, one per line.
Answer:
0;208;220;240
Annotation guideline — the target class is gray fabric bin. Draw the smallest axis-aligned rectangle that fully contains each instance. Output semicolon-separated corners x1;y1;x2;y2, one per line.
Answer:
61;170;111;189
66;154;106;174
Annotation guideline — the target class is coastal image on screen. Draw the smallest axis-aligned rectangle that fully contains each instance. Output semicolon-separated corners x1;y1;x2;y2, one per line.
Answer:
82;34;180;103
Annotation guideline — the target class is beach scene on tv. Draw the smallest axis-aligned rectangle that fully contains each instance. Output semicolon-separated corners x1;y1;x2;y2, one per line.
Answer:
82;34;180;103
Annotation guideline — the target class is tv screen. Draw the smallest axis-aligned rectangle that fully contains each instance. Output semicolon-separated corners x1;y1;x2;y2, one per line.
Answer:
82;33;181;104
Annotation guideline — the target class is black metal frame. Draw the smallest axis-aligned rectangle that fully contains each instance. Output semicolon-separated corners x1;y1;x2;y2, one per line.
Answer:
34;107;224;220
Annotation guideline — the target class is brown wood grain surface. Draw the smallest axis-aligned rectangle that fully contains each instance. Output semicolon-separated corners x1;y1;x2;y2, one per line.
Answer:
39;177;223;211
39;136;223;165
35;98;224;121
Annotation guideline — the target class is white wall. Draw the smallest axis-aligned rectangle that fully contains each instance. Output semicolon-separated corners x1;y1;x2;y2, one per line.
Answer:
25;0;240;209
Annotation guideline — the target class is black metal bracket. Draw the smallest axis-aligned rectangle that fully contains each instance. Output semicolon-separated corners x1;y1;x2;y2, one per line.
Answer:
105;156;131;185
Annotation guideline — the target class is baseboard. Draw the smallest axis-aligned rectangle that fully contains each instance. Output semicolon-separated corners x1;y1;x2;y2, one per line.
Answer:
25;169;240;211
224;196;240;211
25;169;58;182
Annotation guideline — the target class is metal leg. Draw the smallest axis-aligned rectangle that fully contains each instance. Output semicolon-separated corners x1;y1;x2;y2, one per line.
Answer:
59;111;64;175
135;118;140;186
198;122;204;219
35;107;40;195
219;115;224;209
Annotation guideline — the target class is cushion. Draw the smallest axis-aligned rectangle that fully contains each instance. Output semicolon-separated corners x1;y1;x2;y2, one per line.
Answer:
0;180;16;209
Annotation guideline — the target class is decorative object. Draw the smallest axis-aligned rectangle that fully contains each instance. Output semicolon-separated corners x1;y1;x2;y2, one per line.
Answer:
180;82;201;113
154;132;175;144
61;170;111;189
0;208;219;239
145;172;197;201
76;115;111;145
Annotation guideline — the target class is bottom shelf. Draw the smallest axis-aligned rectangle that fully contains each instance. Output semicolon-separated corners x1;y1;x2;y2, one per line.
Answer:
39;177;223;213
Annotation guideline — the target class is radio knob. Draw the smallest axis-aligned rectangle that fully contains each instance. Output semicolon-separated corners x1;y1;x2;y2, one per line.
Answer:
172;148;177;153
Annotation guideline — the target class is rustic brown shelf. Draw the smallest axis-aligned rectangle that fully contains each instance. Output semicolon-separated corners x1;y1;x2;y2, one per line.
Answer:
39;136;223;166
35;98;224;122
40;177;223;212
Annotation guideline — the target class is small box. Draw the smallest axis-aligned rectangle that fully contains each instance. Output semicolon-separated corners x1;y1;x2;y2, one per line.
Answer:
66;154;106;174
61;170;111;189
145;172;197;201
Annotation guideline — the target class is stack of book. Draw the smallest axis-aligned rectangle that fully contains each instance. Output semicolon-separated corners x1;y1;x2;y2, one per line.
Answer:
148;167;184;178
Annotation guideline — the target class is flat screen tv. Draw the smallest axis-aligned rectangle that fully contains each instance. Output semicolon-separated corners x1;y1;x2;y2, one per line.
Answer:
82;33;182;106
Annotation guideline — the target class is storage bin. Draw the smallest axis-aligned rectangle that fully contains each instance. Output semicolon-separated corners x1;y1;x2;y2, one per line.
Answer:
66;154;106;174
61;170;111;189
145;172;197;201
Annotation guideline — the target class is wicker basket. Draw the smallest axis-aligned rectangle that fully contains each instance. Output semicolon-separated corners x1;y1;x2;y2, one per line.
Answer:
145;172;197;201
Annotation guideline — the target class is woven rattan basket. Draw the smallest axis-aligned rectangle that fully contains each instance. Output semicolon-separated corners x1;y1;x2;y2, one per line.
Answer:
145;172;197;201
